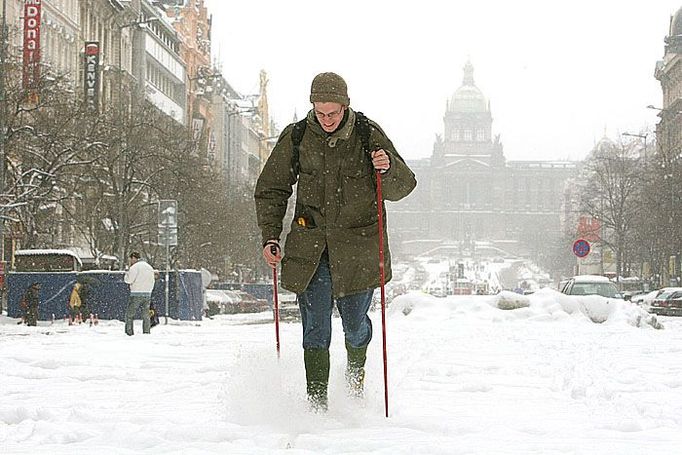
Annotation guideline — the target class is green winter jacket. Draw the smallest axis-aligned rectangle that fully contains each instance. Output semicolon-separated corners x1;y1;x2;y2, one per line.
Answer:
254;108;417;297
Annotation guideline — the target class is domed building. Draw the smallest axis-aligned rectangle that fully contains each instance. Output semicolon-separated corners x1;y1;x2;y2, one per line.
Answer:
390;61;577;264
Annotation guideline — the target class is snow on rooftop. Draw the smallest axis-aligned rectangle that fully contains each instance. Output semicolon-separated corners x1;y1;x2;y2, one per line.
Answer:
571;274;611;283
14;249;81;259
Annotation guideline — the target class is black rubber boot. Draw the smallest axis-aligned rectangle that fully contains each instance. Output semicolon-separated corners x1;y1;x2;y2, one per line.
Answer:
304;348;330;412
345;342;367;398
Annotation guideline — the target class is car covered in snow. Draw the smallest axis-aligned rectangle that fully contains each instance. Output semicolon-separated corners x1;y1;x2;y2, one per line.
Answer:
205;289;270;314
648;287;682;316
275;290;299;320
559;275;622;299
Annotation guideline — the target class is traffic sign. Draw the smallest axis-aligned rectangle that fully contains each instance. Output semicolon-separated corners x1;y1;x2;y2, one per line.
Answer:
158;200;177;228
158;226;177;246
573;239;591;258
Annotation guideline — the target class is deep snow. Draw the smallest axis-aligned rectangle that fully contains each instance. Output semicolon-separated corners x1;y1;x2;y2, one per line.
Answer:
1;290;681;454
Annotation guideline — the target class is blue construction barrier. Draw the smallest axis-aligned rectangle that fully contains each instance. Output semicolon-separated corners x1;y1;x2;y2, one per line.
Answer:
7;270;203;321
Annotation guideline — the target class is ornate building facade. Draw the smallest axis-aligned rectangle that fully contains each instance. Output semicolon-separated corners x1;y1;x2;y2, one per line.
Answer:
653;6;682;285
391;62;577;262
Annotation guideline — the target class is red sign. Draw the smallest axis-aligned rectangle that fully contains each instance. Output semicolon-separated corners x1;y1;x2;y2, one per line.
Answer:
577;215;600;242
573;239;591;258
23;0;42;97
84;42;100;112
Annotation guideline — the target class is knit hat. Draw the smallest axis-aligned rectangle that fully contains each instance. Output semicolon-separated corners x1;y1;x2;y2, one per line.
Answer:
310;72;350;105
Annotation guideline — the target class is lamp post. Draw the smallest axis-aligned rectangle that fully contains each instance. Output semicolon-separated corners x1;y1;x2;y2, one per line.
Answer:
115;17;158;268
187;67;221;161
621;132;648;160
647;105;681;284
117;18;159;113
226;106;257;193
0;0;7;306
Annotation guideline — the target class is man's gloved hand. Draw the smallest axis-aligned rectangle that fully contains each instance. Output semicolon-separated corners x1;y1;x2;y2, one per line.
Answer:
262;240;282;268
371;149;390;173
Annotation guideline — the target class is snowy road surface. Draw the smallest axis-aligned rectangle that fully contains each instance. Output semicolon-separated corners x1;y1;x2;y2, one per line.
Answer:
1;289;681;454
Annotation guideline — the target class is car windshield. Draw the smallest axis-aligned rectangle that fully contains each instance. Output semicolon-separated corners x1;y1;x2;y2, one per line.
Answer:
657;290;682;300
571;282;619;298
656;291;672;300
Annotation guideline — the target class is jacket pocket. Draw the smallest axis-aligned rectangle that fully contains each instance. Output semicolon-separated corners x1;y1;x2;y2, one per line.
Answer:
296;170;321;208
341;168;375;206
339;169;377;227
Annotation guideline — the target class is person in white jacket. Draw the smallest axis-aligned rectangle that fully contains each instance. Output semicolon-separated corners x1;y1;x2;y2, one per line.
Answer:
123;251;156;335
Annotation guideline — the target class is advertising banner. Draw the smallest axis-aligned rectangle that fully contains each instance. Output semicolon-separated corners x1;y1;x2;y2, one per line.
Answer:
84;42;100;112
22;0;42;101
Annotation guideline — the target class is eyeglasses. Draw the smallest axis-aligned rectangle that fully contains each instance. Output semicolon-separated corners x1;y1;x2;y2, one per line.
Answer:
314;107;344;120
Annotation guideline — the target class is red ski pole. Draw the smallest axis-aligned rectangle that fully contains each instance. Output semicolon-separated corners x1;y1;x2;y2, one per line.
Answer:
271;245;281;358
375;170;389;418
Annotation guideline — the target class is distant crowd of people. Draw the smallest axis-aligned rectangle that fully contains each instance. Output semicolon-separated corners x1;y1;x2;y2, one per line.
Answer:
17;251;159;334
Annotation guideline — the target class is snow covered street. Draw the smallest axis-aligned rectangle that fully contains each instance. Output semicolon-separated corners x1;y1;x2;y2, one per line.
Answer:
1;290;681;454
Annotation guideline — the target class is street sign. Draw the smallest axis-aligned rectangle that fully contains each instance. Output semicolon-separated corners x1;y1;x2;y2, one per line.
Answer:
158;226;178;246
158;200;178;246
573;239;591;258
158;200;177;228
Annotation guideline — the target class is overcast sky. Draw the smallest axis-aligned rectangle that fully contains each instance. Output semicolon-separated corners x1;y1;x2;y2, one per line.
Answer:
204;1;681;162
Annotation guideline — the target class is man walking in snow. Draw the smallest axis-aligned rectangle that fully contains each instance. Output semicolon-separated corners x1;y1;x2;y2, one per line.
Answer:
255;72;416;411
123;251;156;336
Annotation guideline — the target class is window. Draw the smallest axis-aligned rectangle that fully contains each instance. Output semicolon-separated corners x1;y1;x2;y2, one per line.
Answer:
463;129;472;141
476;129;485;142
453;129;460;141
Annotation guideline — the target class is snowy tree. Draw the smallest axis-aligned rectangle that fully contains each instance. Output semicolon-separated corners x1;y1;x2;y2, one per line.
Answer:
578;139;642;279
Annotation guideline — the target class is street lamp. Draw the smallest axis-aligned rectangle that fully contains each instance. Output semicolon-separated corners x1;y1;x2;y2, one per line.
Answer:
0;0;7;251
188;67;221;145
647;104;682;115
226;106;258;192
647;105;681;278
115;17;159;268
621;132;648;160
117;17;159;111
0;0;7;302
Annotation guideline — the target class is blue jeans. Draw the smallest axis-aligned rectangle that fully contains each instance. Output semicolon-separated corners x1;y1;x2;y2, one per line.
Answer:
298;251;373;350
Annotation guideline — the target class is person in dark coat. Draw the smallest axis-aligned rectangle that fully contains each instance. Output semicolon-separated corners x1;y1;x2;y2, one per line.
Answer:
255;72;416;411
20;283;41;326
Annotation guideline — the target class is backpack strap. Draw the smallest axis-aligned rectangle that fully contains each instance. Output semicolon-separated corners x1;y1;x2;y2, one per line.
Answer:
355;111;371;154
290;118;307;175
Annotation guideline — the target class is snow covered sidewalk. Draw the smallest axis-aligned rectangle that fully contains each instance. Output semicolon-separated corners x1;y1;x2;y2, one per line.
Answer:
1;291;681;454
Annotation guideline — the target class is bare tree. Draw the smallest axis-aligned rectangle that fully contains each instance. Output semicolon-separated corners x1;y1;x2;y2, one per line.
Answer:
578;139;642;279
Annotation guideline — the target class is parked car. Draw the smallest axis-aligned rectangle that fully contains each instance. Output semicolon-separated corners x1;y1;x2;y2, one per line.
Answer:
648;287;682;316
559;275;621;298
275;290;299;320
205;289;240;315
233;290;270;313
631;289;662;306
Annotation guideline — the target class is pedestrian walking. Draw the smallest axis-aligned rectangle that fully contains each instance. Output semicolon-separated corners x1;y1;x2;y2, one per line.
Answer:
20;282;41;326
68;282;83;324
254;72;416;411
123;251;156;336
